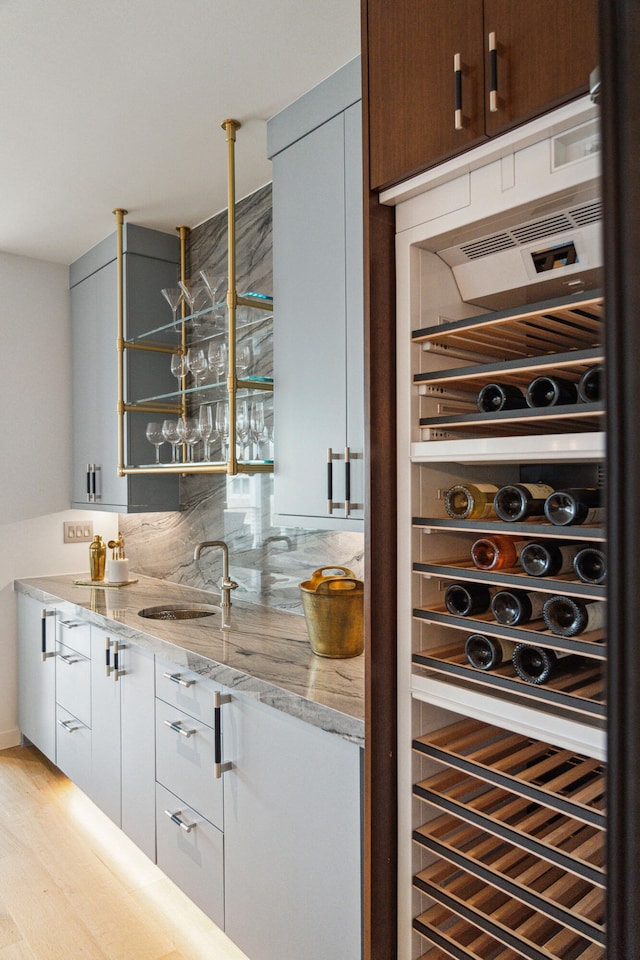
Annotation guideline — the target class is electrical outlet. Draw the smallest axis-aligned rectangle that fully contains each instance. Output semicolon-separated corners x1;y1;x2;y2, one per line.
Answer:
63;521;94;543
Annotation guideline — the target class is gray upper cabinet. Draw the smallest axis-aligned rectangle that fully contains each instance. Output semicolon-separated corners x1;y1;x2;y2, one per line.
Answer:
268;57;364;530
70;224;180;512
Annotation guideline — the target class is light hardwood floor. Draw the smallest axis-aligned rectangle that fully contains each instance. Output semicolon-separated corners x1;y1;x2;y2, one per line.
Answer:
0;745;249;960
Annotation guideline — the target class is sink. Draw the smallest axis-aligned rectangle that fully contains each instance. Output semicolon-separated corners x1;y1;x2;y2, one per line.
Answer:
138;603;220;621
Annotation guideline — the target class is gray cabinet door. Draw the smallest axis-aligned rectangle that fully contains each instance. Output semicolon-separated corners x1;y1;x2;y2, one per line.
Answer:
17;593;56;763
89;627;121;825
272;100;364;530
223;693;362;960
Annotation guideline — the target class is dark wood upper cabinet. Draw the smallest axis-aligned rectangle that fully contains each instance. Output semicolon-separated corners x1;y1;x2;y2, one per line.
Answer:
366;0;599;191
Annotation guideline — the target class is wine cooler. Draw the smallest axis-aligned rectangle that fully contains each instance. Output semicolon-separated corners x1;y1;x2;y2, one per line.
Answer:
391;99;605;959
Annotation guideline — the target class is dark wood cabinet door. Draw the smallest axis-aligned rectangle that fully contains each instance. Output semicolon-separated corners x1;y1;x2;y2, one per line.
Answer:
483;0;599;136
367;0;486;191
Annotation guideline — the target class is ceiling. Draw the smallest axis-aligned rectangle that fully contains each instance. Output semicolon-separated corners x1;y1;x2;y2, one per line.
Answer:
0;0;360;265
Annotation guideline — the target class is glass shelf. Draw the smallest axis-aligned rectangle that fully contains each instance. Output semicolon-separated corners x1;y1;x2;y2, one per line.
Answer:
131;294;273;344
134;376;274;406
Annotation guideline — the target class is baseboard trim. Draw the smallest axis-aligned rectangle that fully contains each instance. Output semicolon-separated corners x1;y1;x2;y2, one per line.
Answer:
0;728;22;750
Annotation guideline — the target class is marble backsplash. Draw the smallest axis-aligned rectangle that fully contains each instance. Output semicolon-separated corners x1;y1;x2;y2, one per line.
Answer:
120;184;364;612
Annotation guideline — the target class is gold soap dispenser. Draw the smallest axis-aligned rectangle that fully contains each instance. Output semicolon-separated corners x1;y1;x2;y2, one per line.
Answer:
89;534;106;582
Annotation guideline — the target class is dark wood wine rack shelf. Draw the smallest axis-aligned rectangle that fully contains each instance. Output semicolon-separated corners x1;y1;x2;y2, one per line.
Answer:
414;902;532;960
413;606;606;659
418;401;603;437
411;292;603;356
413;559;606;602
412;643;605;718
413;516;606;543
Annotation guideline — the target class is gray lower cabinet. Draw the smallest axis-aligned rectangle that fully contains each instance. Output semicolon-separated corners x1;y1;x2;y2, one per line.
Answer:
17;593;57;763
221;690;363;960
268;57;364;531
89;627;156;861
55;619;92;793
70;223;180;512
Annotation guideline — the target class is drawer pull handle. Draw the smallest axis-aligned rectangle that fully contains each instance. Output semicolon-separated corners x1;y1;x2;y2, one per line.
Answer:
214;691;233;779
164;808;196;833
58;653;80;665
163;671;196;688
57;718;80;733
58;619;80;630
163;719;196;738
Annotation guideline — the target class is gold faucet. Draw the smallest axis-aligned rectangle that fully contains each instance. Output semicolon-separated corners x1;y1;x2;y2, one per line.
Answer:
193;540;238;614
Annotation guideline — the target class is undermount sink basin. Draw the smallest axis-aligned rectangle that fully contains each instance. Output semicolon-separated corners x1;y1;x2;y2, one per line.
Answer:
138;603;220;621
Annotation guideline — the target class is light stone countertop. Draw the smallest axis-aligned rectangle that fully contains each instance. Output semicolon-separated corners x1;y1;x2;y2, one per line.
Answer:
14;574;364;746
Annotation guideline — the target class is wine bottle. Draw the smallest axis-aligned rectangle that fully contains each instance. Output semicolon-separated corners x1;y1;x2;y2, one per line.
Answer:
470;535;525;571
477;382;527;412
465;634;516;671
520;540;580;577
444;582;493;617
573;546;607;584
577;364;603;403
512;643;578;685
491;589;546;626
493;482;555;522
543;488;604;526
444;483;499;520
542;594;606;636
525;375;578;407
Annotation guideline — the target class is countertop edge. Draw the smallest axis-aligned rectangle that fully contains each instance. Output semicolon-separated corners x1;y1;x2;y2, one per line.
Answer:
14;577;365;748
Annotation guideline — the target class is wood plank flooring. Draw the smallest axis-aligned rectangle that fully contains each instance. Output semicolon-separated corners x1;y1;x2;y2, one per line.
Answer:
0;746;249;960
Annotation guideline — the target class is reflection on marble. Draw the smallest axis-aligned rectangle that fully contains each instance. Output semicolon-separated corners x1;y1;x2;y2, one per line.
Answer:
120;182;364;613
15;574;364;745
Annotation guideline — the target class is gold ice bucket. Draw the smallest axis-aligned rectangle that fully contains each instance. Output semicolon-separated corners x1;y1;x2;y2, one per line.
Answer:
299;566;364;658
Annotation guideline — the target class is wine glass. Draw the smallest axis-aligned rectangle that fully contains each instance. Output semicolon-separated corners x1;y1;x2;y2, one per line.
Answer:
179;278;207;325
250;400;265;459
208;340;227;383
145;422;165;464
236;339;254;379
236;400;249;459
162;419;181;462
216;401;230;460
177;416;199;462
161;287;183;327
197;404;216;461
200;269;226;325
186;346;208;388
170;352;185;389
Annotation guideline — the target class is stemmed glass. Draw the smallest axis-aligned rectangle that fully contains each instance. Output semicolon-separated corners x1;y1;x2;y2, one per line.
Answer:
250;401;265;460
161;287;183;328
208;341;227;383
186;346;208;388
197;404;216;461
176;416;200;462
216;401;230;460
200;269;226;326
162;419;181;462
236;400;250;460
170;352;185;390
179;278;207;326
236;340;254;379
145;422;165;463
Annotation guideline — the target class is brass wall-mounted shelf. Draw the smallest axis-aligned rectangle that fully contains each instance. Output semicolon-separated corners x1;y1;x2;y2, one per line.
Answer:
116;119;274;478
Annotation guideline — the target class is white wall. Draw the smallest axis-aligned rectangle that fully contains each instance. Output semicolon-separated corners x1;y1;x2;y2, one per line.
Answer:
0;251;118;748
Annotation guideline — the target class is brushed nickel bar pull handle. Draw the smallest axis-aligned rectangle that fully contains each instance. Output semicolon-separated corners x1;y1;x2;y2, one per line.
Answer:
58;619;80;629
57;718;81;733
489;32;498;112
327;447;334;514
454;53;463;130
86;465;93;502
214;691;232;778
58;653;80;665
163;718;196;738
164;808;196;833
344;446;351;517
163;671;196;688
41;609;55;662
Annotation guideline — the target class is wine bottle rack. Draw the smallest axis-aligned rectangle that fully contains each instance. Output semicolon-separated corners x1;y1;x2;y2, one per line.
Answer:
414;559;606;601
413;516;605;542
412;718;606;959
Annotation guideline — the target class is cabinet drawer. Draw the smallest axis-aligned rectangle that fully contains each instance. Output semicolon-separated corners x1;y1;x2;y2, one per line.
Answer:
56;642;91;726
155;698;223;829
155;658;218;726
156;783;224;928
56;704;91;793
56;616;91;658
